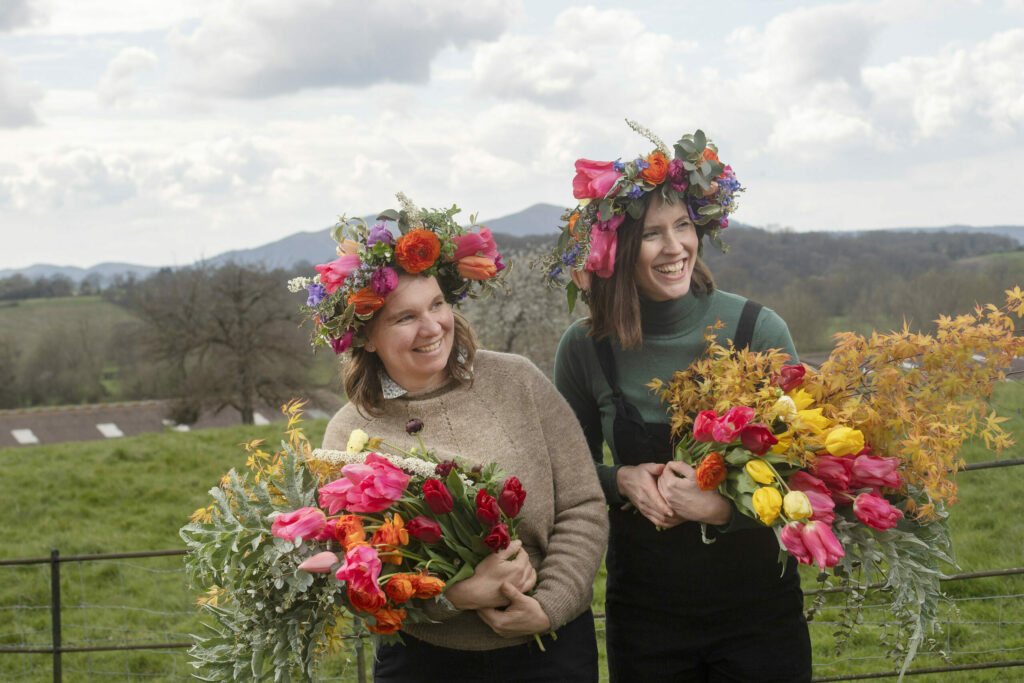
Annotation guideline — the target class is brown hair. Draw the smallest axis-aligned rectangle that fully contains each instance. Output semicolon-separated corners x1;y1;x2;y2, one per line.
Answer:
343;309;477;417
587;196;715;349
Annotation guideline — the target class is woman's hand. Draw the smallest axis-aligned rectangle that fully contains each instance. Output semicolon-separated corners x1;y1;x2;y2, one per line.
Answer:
444;540;536;610
478;582;552;638
617;463;685;528
657;460;732;526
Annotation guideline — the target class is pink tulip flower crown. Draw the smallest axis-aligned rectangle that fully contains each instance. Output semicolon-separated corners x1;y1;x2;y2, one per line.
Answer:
287;192;506;354
537;120;744;309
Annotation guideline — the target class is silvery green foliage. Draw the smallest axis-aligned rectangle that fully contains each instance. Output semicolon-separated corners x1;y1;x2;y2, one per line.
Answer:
181;444;345;682
828;490;954;682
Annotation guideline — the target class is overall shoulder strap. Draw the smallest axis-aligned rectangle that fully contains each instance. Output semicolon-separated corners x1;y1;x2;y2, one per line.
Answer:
593;336;622;396
734;299;763;351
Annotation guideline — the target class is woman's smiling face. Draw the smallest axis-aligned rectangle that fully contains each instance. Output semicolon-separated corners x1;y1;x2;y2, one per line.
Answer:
632;194;699;302
366;275;454;393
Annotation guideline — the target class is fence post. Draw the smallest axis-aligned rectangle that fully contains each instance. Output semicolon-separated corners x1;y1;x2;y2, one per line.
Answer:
50;549;61;683
356;635;366;683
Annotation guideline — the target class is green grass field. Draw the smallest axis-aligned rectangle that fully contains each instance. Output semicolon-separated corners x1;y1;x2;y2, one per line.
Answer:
0;296;137;346
2;383;1022;681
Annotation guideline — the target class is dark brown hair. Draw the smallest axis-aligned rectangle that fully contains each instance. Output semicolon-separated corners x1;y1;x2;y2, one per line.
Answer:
587;196;715;349
343;308;477;416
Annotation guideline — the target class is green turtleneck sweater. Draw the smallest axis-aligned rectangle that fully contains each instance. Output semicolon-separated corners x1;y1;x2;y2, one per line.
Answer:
554;289;798;507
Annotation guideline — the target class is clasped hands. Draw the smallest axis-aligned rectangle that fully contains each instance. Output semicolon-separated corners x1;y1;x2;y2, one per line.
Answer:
445;540;551;638
616;461;732;529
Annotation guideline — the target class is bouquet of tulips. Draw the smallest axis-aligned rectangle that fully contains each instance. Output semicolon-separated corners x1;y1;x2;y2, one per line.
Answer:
181;404;527;682
652;288;1024;677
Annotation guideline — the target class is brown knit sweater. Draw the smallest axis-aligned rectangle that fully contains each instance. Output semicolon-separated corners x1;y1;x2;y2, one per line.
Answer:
322;350;608;651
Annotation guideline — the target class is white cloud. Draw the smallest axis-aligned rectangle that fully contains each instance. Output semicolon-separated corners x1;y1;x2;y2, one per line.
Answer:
863;28;1024;140
170;0;517;98
97;47;158;108
0;0;41;31
2;148;136;209
0;54;42;127
471;7;695;107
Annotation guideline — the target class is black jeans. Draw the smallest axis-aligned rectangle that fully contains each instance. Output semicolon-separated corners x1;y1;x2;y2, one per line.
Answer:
373;609;599;682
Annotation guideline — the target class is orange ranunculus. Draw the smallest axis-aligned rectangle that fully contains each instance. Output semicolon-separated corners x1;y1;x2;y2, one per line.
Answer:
347;586;386;613
641;151;669;185
695;452;727;491
395;229;441;274
367;606;407;635
348;287;386;315
457;255;497;280
372;513;409;565
702;147;720;163
334;514;366;550
568;213;579;236
411;573;446;599
384;574;417;603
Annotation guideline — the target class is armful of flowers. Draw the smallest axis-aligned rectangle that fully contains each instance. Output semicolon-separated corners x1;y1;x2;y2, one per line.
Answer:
651;287;1024;677
180;405;529;681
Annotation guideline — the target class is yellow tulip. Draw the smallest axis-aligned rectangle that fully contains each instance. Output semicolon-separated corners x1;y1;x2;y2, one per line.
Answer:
752;486;783;525
770;430;793;454
746;460;776;485
795;408;831;434
783;490;812;520
824;426;865;457
790;388;815;411
346;428;370;452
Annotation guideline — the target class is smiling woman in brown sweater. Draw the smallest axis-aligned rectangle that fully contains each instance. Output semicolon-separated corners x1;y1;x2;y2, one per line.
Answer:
324;273;607;682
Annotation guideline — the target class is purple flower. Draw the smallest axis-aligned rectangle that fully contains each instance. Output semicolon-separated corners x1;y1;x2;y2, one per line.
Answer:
634;157;649;170
612;158;625;172
668;158;689;192
627;185;645;198
366;222;395;247
306;283;327;307
371;266;398;296
330;329;354;354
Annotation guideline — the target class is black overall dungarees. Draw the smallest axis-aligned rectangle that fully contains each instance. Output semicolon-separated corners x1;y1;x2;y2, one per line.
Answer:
596;301;811;683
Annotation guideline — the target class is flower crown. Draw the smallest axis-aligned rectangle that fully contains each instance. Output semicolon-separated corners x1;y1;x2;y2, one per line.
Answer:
288;193;505;353
538;120;743;308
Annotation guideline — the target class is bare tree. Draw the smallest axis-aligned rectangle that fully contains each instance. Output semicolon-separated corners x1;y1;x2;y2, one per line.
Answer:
122;263;309;424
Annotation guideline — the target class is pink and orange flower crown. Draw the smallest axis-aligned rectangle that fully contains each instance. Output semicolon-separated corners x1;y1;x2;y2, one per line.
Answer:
288;193;506;353
538;120;744;309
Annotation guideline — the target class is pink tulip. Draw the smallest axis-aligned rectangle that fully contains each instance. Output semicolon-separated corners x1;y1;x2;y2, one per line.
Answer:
693;410;718;442
314;254;361;295
335;545;383;594
313;517;340;541
329;329;354;355
711;406;755;443
800;521;845;570
813;455;853;499
780;522;812;565
853;493;904;530
271;507;327;541
452;227;499;261
298;551;340;574
318;453;411;514
851;455;902;489
585;212;626;278
787;472;836;524
572;159;621;199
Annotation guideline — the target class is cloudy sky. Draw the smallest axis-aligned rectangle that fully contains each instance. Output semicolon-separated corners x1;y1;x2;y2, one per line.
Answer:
1;0;1022;269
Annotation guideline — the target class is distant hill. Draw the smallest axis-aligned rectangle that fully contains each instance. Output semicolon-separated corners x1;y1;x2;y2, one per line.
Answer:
4;203;1019;284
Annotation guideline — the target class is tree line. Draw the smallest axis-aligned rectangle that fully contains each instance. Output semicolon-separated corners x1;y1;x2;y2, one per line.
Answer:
0;229;1019;417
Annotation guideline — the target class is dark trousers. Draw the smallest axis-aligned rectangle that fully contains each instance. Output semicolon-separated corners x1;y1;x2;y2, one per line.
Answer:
373;609;599;682
606;594;812;683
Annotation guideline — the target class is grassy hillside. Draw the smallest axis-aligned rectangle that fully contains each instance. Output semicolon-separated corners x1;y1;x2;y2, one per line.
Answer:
0;296;137;348
2;382;1022;681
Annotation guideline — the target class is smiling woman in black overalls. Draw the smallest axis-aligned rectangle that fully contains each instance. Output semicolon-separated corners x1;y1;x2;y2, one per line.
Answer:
548;126;811;682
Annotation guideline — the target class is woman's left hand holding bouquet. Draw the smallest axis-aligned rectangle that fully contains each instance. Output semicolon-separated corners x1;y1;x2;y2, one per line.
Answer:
479;583;552;638
444;540;536;610
657;461;732;526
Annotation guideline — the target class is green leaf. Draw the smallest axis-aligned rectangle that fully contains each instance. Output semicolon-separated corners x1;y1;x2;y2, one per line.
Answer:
557;227;570;252
598;199;613;221
682;160;697;171
376;209;400;222
566;281;579;314
626;200;645;220
693;129;706;151
698;205;722;217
